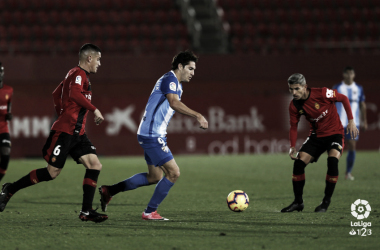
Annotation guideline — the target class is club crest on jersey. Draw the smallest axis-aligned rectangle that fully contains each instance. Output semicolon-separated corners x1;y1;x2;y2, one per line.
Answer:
5;94;9;100
169;82;177;91
315;102;320;109
299;110;304;114
75;75;82;85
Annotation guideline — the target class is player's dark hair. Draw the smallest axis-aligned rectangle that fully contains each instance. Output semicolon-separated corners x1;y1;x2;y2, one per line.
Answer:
171;50;198;70
79;43;101;59
343;66;354;73
288;73;306;86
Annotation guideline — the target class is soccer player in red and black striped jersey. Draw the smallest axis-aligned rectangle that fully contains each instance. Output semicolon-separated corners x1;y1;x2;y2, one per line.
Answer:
0;44;108;223
0;62;13;183
281;73;358;213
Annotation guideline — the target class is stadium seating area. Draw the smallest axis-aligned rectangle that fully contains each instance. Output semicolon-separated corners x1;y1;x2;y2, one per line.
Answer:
0;0;190;55
218;0;380;55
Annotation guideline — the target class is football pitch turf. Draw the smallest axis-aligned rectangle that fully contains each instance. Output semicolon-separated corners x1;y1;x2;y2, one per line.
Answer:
0;152;379;250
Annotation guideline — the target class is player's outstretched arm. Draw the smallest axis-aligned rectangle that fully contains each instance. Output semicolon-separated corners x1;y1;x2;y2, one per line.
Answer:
166;93;208;129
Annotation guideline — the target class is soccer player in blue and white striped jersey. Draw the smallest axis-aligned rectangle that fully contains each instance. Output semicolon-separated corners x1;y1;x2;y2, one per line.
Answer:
333;66;367;180
99;51;208;220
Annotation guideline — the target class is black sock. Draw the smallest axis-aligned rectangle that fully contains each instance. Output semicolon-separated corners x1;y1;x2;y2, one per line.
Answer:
0;154;10;181
292;159;307;204
82;169;100;211
324;157;339;202
8;168;53;194
108;182;126;196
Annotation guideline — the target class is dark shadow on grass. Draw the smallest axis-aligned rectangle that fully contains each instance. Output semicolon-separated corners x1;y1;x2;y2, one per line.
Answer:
19;201;144;207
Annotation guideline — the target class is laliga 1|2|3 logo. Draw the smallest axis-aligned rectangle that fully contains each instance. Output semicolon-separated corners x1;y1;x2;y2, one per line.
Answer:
349;199;372;236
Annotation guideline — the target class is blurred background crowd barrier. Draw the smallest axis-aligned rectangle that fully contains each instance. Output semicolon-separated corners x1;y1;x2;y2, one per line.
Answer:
1;0;379;157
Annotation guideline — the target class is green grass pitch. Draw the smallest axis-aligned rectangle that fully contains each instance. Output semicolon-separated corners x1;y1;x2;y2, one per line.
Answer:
0;152;379;250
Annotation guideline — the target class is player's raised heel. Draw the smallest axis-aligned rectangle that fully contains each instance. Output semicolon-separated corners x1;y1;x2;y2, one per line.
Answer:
281;201;304;212
99;185;113;212
314;200;330;212
79;209;108;223
0;183;13;212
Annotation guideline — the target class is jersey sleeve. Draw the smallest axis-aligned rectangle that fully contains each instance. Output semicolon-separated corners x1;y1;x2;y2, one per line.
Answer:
69;71;96;112
7;87;13;113
289;102;300;148
160;76;179;95
52;82;63;115
335;91;354;120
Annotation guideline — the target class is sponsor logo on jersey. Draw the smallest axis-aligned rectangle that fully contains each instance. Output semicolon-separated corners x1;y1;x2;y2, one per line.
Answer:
75;75;82;85
310;109;329;123
169;82;177;91
326;88;334;98
315;102;320;109
0;105;7;110
299;110;304;114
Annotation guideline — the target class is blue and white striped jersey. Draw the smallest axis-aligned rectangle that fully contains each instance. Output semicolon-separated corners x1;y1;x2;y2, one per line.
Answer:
333;82;365;127
137;71;183;137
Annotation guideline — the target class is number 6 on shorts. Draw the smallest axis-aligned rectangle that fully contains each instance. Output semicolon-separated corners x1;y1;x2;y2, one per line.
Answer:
53;145;61;156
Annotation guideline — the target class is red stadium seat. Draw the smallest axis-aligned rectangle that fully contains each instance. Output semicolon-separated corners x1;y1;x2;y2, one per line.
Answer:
43;26;55;40
116;25;128;39
155;10;168;24
104;25;116;39
244;23;256;37
81;25;92;40
151;25;164;39
176;24;188;39
119;11;132;24
97;11;109;25
84;11;97;25
139;24;151;39
127;25;139;39
163;25;175;39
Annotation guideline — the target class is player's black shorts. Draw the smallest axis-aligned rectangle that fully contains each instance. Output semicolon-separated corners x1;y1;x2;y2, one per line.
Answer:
299;133;344;163
42;130;97;168
0;133;11;148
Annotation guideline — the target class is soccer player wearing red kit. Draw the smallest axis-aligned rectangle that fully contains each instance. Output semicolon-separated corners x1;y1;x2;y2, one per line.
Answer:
0;44;108;223
0;63;13;182
281;73;358;213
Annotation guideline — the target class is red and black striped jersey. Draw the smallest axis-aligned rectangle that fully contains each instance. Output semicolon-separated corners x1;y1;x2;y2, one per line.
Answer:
289;87;353;147
51;66;96;135
0;84;13;134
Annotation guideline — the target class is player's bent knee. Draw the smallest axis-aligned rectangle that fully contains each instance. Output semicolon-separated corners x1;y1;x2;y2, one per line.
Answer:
293;159;307;175
168;170;180;181
47;165;62;179
89;163;102;170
